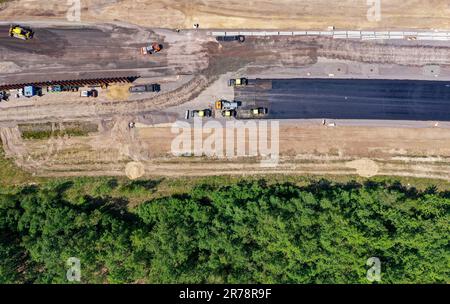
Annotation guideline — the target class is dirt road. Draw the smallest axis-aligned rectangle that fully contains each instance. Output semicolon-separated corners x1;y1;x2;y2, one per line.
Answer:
3;122;450;180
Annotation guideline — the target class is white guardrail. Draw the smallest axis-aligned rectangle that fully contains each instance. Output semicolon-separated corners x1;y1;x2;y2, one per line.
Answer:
209;30;450;41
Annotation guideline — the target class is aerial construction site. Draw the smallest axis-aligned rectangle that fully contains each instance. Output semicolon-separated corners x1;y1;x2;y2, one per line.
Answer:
2;0;450;288
1;0;450;181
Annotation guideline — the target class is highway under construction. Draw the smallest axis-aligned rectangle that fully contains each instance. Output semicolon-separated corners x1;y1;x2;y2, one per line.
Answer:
1;20;450;180
234;78;450;121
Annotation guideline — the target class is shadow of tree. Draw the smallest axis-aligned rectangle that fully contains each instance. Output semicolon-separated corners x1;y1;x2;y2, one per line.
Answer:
77;195;141;224
107;178;119;189
120;179;163;193
53;181;74;198
440;190;450;199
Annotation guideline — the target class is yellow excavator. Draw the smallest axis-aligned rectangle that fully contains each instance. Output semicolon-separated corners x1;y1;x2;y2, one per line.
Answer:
9;25;34;40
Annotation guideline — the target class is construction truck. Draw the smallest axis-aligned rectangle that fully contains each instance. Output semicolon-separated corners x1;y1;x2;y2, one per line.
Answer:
141;42;162;55
215;100;240;110
61;85;79;92
80;89;98;98
191;109;212;118
47;85;62;93
216;35;245;43
11;88;23;98
129;84;161;93
228;78;248;87
9;25;34;40
24;86;41;98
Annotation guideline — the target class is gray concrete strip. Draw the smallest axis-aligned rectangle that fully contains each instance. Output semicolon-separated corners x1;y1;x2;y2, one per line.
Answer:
209;29;450;41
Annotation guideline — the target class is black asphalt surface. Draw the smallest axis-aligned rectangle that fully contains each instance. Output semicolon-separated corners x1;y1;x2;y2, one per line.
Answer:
235;78;450;121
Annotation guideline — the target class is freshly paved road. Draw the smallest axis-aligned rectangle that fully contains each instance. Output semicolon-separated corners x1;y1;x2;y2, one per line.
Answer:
236;78;450;121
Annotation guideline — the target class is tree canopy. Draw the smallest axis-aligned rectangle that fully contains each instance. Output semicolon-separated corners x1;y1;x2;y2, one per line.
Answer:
0;179;448;283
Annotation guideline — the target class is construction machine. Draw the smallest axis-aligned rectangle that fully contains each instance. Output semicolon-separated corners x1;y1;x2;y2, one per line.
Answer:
191;109;212;118
24;86;38;97
215;100;240;110
216;35;245;43
80;89;98;98
228;78;248;87
0;91;8;101
251;107;268;116
129;84;161;93
222;109;236;118
141;42;162;55
9;25;34;40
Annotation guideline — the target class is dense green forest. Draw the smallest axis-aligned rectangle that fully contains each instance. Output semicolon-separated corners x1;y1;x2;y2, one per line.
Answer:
0;178;448;283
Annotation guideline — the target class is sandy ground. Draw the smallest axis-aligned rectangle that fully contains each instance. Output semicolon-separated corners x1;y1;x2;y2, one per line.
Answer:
2;122;450;180
1;1;450;30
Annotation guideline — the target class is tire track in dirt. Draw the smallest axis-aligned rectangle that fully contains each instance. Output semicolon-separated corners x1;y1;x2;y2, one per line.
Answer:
0;127;27;159
317;38;450;66
0;75;211;123
28;157;450;181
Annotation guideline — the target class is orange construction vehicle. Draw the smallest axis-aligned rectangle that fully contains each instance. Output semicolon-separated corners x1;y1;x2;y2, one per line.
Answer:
141;42;162;55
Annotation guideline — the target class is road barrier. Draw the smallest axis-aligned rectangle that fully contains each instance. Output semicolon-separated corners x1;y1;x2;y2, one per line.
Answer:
0;76;139;91
210;30;450;41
